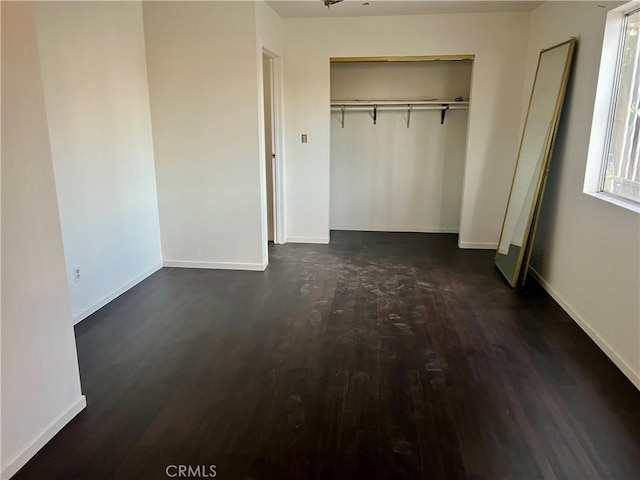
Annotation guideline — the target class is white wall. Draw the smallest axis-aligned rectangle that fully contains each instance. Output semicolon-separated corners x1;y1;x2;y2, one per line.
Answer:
256;0;284;55
143;1;268;271
34;2;163;323
330;61;471;232
526;1;640;388
283;12;531;246
1;3;85;478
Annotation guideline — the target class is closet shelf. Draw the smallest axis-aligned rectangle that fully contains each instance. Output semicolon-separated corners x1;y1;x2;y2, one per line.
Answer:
330;99;469;127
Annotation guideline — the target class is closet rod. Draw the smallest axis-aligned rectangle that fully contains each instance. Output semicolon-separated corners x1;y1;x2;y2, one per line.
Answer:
330;100;469;107
330;105;468;110
330;103;468;126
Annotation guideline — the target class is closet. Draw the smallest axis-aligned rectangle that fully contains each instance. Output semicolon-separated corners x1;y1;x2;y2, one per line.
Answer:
330;58;473;233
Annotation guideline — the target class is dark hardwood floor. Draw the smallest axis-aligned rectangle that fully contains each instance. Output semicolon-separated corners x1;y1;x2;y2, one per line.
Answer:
14;232;640;480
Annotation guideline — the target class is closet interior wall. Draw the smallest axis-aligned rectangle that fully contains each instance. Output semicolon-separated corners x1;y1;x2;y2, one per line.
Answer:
330;60;472;233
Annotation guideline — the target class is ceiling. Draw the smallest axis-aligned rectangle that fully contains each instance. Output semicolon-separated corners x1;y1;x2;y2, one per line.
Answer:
266;0;546;19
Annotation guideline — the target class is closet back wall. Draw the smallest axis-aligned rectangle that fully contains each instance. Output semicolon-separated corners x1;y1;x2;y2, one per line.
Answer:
330;61;471;232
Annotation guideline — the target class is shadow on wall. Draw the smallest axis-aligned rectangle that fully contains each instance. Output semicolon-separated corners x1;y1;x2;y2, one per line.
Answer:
440;112;469;231
463;55;515;243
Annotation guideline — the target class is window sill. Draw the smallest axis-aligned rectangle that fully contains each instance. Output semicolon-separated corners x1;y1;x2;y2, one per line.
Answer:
585;191;640;214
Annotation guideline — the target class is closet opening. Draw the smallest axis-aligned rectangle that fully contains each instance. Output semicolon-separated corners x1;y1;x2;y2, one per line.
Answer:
329;55;474;239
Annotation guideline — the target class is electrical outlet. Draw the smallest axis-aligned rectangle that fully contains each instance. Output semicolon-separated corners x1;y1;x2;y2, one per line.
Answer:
73;266;81;283
301;134;308;143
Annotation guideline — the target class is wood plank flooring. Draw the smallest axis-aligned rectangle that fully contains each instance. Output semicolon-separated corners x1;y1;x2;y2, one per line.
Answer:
13;232;640;479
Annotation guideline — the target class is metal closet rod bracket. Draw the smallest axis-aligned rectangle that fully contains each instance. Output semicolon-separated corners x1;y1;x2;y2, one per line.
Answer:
440;104;450;125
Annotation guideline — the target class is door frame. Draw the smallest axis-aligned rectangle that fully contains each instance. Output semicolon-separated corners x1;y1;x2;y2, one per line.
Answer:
261;48;285;248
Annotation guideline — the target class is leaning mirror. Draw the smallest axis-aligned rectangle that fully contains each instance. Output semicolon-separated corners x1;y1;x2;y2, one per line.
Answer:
496;39;576;287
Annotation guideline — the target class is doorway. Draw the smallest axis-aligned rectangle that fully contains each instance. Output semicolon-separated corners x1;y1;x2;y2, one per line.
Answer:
261;50;283;249
263;53;275;242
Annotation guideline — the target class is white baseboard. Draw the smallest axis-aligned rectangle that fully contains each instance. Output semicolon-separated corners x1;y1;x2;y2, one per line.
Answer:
530;268;640;390
1;396;87;480
73;263;163;324
286;236;330;244
330;226;459;234
458;241;498;249
163;259;268;271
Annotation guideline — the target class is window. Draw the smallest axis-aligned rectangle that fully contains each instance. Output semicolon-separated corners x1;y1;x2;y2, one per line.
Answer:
601;8;640;205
